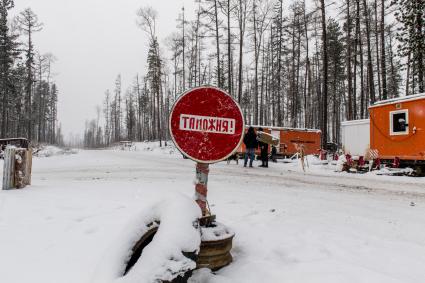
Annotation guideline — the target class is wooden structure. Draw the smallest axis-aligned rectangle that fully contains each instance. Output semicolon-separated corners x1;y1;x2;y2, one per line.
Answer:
2;148;33;190
369;93;425;169
238;126;322;158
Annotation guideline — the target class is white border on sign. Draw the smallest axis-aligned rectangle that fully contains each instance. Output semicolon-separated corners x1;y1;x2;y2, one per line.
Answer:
169;85;245;164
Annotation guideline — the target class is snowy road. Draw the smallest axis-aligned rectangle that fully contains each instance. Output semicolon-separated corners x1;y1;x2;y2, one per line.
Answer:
0;145;424;283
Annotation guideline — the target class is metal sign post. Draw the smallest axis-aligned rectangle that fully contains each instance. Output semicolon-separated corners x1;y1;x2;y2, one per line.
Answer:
169;86;244;215
169;86;244;270
169;87;245;270
195;162;209;216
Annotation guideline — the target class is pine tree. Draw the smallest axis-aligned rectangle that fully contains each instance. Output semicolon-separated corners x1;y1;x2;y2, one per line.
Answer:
0;0;18;137
320;0;329;146
327;19;345;143
16;8;43;140
392;0;425;93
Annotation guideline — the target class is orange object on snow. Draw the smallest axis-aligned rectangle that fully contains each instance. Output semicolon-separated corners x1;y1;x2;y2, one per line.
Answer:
238;126;321;158
369;93;425;162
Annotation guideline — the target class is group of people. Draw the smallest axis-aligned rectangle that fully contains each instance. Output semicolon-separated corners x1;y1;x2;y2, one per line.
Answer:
243;126;269;168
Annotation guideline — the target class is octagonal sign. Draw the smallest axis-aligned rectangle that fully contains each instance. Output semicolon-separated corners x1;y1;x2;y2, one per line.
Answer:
169;86;245;163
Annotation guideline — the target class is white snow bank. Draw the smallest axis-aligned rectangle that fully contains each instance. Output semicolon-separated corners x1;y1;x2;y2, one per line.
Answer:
34;145;78;157
374;167;415;176
92;194;201;283
110;141;178;156
281;155;328;169
135;142;178;156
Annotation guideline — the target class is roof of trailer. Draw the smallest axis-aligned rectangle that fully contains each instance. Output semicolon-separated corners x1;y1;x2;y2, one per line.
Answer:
247;125;321;133
341;119;370;126
369;93;425;108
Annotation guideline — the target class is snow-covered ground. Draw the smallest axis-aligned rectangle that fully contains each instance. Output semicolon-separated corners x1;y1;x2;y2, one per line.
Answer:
34;144;79;157
0;143;425;283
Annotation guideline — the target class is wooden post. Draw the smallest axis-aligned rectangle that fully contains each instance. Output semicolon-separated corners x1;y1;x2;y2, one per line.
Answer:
2;148;32;190
25;149;33;186
2;148;16;190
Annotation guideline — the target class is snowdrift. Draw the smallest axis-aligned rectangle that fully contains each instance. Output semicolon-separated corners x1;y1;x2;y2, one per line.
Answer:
34;145;78;157
92;194;202;283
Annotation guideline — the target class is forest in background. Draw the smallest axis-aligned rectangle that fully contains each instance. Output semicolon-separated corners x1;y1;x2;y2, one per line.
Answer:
83;0;424;148
0;1;62;145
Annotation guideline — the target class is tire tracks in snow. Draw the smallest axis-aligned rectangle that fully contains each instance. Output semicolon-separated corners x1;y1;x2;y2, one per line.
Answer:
210;166;425;200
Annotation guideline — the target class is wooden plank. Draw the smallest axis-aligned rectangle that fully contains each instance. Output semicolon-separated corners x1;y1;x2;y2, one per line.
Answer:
25;149;32;186
2;148;15;190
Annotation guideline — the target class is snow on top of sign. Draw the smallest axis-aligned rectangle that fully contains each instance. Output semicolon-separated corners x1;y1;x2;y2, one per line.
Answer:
92;194;201;283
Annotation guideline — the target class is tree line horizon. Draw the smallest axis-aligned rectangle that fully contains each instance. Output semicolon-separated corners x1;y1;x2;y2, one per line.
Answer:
0;1;63;145
81;0;424;149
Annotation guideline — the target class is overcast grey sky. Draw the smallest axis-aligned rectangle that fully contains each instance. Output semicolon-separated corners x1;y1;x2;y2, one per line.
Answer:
11;0;195;139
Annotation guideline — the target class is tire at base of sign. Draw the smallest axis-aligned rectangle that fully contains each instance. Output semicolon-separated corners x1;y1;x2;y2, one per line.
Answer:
123;220;198;283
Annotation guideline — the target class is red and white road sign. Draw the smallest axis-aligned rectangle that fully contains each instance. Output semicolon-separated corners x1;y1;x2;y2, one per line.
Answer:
169;86;244;163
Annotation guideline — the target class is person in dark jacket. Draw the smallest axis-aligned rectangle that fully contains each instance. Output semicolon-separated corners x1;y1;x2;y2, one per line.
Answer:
258;128;269;168
243;127;258;167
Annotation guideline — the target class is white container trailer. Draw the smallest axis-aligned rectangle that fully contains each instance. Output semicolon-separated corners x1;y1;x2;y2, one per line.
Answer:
341;119;370;156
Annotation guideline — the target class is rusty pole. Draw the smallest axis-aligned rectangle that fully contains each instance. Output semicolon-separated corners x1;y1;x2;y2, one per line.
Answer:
195;163;210;216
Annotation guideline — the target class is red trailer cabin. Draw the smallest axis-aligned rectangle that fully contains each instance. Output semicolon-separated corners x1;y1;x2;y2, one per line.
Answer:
238;126;322;158
369;93;425;168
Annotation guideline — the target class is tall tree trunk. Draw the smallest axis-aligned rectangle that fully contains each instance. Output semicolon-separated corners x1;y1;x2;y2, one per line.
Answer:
227;0;232;96
277;0;283;126
294;15;301;127
417;8;424;92
182;7;186;91
237;0;245;104
260;37;265;125
374;0;382;100
388;31;396;98
320;0;328;146
27;28;33;140
290;15;296;127
346;0;353;120
380;0;388;99
253;1;259;125
214;0;221;88
304;1;311;127
363;0;376;104
353;5;359;120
